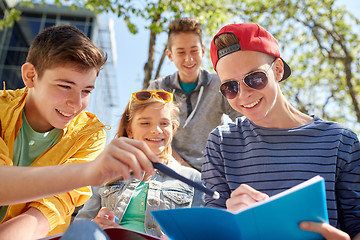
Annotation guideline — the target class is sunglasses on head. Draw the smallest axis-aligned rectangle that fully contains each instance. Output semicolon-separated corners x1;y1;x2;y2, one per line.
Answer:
219;59;277;100
129;90;173;108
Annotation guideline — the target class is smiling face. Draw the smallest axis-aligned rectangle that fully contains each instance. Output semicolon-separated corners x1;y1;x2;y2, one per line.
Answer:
127;102;173;156
22;63;97;132
216;51;285;127
166;32;205;83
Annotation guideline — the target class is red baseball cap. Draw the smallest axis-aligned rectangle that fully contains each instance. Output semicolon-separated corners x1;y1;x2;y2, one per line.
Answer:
210;23;291;81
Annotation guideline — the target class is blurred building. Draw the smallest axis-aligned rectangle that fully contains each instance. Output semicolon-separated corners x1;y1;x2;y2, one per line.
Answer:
0;0;118;142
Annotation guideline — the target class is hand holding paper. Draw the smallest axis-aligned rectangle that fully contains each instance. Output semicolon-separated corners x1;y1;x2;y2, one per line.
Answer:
152;176;329;240
300;221;351;240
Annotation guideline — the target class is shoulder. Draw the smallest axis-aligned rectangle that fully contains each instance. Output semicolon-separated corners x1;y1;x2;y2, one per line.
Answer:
68;111;106;136
311;116;358;142
168;158;200;180
0;87;27;104
148;73;176;90
178;166;201;181
199;69;220;87
210;117;248;137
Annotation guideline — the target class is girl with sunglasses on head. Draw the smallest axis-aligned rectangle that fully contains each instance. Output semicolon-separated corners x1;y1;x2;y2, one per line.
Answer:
202;23;360;239
75;90;204;238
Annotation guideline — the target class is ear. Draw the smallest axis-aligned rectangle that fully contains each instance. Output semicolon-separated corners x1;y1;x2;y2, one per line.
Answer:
166;49;173;62
126;126;133;138
21;63;37;88
201;45;205;56
274;58;284;82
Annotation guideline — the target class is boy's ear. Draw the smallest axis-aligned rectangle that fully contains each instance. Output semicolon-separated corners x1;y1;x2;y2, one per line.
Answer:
201;45;205;56
21;62;37;88
165;49;173;62
274;58;284;82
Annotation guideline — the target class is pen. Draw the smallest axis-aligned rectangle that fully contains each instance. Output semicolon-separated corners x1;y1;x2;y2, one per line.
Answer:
152;162;220;199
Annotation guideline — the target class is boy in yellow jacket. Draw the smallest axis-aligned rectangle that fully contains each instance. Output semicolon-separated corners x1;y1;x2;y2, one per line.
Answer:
0;25;158;239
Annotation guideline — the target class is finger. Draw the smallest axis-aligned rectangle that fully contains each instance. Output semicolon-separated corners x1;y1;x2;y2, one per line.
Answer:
226;194;258;212
107;139;147;179
123;137;159;162
98;207;115;221
300;222;350;240
161;235;170;240
96;221;119;229
98;145;132;180
120;138;157;173
92;217;112;226
113;138;157;177
231;184;269;201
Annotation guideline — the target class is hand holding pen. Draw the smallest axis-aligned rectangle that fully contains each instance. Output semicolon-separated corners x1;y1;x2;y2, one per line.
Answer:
93;207;121;229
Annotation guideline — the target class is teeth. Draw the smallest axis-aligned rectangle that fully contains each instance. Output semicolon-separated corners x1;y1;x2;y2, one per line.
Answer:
58;110;73;117
243;99;261;108
146;138;163;142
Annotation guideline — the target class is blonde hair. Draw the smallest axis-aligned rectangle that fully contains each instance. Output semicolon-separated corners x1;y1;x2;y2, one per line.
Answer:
116;96;179;159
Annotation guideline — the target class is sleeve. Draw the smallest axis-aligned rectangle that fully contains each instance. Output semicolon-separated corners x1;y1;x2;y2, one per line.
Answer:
0;136;12;165
74;186;102;221
201;128;230;209
335;131;360;237
28;129;106;232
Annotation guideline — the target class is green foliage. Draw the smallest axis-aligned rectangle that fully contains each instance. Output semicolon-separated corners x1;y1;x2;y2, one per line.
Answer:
1;0;359;133
0;8;21;30
230;0;360;134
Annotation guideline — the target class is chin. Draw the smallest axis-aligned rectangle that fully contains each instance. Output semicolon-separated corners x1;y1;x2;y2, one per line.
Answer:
53;121;70;130
151;149;164;155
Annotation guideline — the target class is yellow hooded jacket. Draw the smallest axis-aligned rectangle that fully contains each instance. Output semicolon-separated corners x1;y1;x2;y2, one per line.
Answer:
0;87;106;235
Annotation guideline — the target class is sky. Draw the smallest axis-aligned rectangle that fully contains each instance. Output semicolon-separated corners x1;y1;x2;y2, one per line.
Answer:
102;0;360;139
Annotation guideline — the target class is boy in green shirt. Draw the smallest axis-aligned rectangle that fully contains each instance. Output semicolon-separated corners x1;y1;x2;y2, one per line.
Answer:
0;25;158;239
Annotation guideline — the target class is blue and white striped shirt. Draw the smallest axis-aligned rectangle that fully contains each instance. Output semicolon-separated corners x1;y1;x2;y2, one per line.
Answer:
202;116;360;237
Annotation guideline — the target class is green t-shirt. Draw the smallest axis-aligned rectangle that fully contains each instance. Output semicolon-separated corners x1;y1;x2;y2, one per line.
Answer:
120;181;149;233
0;111;62;222
179;81;198;94
13;111;62;167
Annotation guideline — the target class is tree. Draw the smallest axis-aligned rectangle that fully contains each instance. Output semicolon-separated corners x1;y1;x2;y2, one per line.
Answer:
229;0;360;133
1;0;234;89
1;0;359;133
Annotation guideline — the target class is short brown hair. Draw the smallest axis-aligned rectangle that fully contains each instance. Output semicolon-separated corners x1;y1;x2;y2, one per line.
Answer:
214;33;239;50
116;95;180;159
26;25;107;78
167;18;202;50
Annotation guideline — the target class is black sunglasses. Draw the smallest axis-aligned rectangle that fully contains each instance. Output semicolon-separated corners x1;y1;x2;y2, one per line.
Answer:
219;59;277;99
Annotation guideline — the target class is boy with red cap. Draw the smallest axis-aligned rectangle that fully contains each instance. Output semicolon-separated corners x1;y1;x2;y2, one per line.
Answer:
202;23;360;239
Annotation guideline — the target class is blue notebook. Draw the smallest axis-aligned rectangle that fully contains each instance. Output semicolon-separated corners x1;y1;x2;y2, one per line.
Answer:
151;175;329;240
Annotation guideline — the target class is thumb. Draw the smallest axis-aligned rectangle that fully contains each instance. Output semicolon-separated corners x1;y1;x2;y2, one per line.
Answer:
98;207;116;221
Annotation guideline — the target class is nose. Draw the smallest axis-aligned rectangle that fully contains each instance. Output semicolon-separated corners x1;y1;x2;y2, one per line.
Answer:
237;82;252;100
185;53;193;62
66;91;82;110
151;124;163;134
